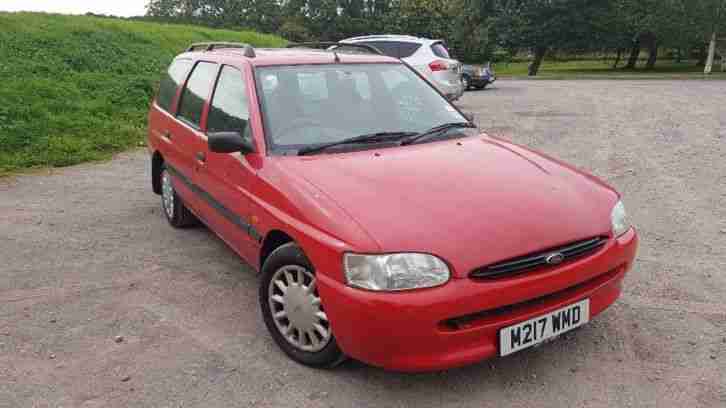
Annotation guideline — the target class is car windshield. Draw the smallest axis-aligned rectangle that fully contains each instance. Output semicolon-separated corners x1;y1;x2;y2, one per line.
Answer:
255;63;468;155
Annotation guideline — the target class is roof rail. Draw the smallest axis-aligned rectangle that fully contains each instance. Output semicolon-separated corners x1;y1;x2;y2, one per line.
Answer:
345;34;421;41
186;42;256;58
286;42;383;56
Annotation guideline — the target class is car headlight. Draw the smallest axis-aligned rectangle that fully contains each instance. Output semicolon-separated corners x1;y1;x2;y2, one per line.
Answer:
611;200;631;237
343;253;450;291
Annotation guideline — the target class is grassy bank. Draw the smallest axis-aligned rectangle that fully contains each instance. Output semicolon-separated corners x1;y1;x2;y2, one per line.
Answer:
493;59;726;79
0;12;285;174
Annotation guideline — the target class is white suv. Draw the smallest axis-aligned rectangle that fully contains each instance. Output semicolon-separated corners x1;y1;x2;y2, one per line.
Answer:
339;35;465;101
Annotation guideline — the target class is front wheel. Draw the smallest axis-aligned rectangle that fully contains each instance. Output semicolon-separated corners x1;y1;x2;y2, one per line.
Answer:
259;243;346;368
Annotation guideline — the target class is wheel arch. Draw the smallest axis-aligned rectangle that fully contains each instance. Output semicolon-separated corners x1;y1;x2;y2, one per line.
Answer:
151;151;164;195
259;229;295;271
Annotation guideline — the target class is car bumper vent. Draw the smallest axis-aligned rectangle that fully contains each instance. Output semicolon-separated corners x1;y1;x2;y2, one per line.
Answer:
469;236;608;279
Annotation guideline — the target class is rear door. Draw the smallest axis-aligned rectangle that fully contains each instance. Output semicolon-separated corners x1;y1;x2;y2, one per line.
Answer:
149;58;192;184
168;60;219;215
195;64;260;263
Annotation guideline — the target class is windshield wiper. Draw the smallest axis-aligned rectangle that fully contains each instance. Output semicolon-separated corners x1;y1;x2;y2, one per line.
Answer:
400;122;477;146
298;131;417;156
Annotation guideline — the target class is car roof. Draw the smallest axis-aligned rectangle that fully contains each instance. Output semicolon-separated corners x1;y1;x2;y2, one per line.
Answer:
178;47;400;67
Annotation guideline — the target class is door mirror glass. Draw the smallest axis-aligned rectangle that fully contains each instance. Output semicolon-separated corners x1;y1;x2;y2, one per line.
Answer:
209;126;254;154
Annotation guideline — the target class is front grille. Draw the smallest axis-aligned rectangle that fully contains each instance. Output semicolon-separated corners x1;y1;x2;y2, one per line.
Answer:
469;236;608;279
442;266;623;331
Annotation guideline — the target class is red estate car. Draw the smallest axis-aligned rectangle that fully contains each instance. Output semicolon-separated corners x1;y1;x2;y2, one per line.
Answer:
147;42;638;372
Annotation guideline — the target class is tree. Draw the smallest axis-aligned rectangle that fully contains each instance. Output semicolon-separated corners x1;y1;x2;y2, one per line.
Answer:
495;0;613;76
613;0;726;71
144;0;724;71
690;0;726;73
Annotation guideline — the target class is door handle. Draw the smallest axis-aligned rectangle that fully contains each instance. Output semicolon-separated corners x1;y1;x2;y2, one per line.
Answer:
163;130;172;140
195;151;206;163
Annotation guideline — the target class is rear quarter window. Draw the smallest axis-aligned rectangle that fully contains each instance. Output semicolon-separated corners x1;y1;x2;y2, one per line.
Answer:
431;43;451;59
156;59;192;112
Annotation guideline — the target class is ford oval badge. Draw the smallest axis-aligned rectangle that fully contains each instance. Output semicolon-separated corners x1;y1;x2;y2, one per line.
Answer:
545;253;565;265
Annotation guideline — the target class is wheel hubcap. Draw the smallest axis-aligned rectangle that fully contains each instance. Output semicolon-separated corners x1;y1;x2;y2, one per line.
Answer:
268;265;331;352
161;170;174;219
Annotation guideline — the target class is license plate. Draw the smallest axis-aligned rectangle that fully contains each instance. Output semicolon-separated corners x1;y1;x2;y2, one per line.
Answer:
499;299;590;356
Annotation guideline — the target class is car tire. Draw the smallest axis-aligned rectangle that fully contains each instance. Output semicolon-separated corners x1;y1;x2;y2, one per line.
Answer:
160;165;198;228
475;83;488;90
259;242;346;368
462;75;471;90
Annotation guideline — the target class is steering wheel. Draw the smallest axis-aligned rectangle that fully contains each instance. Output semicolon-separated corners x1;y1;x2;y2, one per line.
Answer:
273;118;327;143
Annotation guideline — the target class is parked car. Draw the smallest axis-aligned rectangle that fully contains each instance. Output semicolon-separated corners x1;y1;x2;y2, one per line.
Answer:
338;35;465;101
462;63;496;90
147;42;638;372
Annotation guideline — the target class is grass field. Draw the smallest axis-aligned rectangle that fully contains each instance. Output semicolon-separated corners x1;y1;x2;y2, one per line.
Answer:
493;59;726;79
0;12;285;174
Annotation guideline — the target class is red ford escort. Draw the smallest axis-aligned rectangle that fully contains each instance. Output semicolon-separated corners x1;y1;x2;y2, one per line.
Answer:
147;42;638;372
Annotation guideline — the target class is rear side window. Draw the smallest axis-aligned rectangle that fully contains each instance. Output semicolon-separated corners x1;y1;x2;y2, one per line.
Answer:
431;43;451;59
361;41;421;58
397;42;422;58
360;41;397;58
156;59;192;112
207;66;249;134
177;61;218;127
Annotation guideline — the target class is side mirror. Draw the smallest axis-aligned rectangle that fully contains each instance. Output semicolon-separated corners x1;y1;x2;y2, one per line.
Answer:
208;129;255;154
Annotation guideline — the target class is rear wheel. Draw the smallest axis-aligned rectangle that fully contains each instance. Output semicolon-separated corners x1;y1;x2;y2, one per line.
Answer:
259;243;346;368
160;166;198;228
475;83;488;90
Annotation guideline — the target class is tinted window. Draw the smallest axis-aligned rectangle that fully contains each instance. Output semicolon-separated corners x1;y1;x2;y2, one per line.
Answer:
361;41;398;58
208;66;249;134
360;41;420;58
398;42;422;58
157;59;192;112
177;62;218;127
431;43;451;59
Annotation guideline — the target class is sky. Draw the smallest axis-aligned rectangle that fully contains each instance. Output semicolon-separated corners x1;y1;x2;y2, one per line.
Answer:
1;0;149;17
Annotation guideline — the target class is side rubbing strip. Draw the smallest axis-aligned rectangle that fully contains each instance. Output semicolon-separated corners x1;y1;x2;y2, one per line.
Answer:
166;165;262;243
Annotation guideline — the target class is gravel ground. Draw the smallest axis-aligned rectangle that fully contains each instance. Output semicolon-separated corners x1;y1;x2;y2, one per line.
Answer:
1;80;725;408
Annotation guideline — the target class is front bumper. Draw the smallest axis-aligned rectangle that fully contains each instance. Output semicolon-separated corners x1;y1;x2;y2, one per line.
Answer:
318;229;638;372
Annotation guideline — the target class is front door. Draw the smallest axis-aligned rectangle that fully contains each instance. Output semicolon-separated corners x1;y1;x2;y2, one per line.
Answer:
195;64;259;263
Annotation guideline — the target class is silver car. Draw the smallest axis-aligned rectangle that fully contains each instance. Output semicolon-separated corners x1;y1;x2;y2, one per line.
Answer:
340;35;465;101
